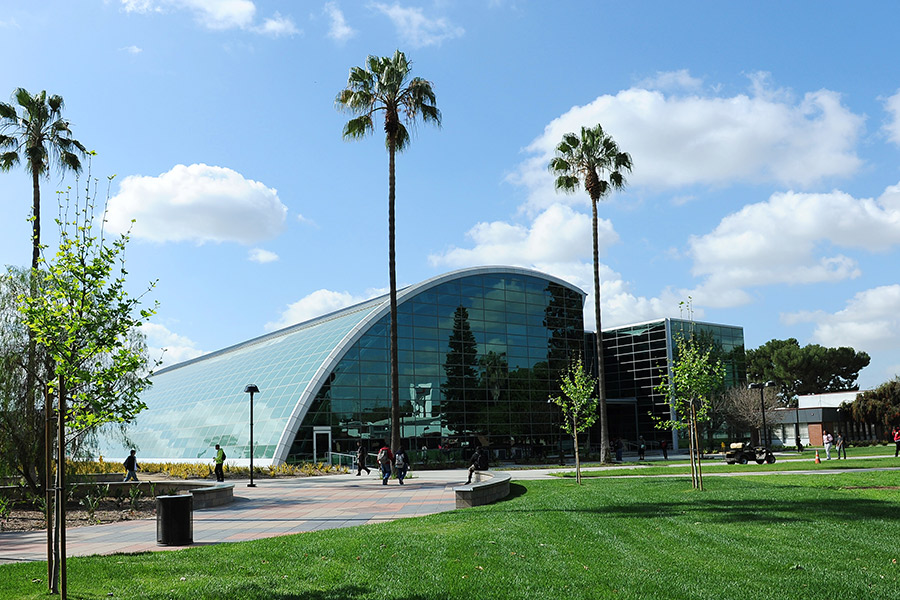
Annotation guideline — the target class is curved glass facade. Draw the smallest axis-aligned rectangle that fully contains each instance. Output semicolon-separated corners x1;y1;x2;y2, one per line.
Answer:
293;269;585;462
97;267;585;465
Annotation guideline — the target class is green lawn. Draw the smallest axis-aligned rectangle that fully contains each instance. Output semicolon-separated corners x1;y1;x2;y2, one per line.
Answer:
2;472;899;599
566;456;900;478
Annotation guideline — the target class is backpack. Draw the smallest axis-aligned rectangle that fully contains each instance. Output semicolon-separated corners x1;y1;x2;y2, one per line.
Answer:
221;451;226;461
395;453;405;469
377;448;390;465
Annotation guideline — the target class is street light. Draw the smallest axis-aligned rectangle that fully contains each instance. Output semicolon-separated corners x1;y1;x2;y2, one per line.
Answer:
245;384;260;487
748;381;776;448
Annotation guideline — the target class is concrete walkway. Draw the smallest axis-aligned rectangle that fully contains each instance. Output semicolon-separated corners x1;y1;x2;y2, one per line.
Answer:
0;470;466;564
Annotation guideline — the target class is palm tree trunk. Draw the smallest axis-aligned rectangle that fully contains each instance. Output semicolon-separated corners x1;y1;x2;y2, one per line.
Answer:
591;199;611;463
388;142;400;453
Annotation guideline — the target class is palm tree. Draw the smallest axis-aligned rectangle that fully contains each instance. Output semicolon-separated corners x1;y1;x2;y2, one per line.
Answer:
336;51;440;452
0;88;87;271
549;124;632;463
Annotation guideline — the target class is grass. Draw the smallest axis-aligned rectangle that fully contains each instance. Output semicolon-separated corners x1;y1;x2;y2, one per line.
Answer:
2;471;899;599
564;455;900;478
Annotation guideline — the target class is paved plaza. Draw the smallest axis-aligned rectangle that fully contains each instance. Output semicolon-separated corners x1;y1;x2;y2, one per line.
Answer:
0;469;477;564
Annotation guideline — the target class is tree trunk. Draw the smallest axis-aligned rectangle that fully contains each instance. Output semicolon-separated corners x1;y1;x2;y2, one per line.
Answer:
388;141;400;454
573;424;581;485
692;403;704;491
591;199;611;463
56;375;67;599
45;385;54;592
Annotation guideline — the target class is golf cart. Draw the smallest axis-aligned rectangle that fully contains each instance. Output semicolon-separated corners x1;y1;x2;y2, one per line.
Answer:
725;442;776;465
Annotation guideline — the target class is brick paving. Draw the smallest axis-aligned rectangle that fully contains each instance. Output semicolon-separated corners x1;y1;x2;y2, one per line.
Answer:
0;470;466;564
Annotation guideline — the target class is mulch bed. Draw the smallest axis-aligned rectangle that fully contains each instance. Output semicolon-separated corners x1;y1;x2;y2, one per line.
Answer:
1;498;156;532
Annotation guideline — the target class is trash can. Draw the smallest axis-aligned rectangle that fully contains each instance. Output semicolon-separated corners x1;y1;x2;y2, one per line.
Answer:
156;494;193;546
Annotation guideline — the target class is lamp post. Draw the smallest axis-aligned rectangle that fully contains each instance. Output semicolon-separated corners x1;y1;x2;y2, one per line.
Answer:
795;398;803;453
748;381;776;447
245;384;260;487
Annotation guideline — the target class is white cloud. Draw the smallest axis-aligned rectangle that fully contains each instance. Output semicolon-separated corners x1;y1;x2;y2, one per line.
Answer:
782;285;900;356
120;45;143;54
120;0;296;36
511;72;865;212
371;3;463;48
106;163;288;244
686;184;900;307
637;69;703;92
248;248;279;263
253;12;300;37
882;89;900;146
140;322;205;368
429;203;617;269
324;2;355;42
265;288;383;331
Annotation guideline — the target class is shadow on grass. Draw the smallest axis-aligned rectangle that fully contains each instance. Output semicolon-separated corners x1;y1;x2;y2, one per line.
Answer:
488;493;899;524
135;583;441;600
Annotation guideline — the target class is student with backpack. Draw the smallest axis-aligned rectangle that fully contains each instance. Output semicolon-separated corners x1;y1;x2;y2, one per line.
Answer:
376;442;394;485
394;447;409;484
214;444;227;482
356;440;371;476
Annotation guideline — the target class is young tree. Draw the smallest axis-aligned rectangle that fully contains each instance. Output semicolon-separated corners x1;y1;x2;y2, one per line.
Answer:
336;51;441;453
550;358;599;484
19;176;157;597
549;124;632;463
655;332;725;490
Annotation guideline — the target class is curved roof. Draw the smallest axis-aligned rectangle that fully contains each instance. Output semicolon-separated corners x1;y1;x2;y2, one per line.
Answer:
98;266;583;465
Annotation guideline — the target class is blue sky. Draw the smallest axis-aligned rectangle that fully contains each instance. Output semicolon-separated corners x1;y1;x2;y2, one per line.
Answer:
2;1;899;390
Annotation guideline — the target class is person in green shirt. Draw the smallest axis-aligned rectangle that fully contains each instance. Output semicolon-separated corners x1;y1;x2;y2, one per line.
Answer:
214;444;226;482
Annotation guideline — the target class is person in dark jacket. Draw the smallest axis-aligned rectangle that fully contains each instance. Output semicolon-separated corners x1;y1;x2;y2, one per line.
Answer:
466;447;488;484
394;447;409;484
123;450;139;482
356;440;371;476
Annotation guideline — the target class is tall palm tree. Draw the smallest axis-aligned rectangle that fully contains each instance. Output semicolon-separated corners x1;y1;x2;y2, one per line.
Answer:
0;88;87;271
549;124;632;463
336;51;441;452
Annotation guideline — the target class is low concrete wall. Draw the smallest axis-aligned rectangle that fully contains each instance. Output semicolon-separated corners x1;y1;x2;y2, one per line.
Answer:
454;471;511;508
0;479;234;509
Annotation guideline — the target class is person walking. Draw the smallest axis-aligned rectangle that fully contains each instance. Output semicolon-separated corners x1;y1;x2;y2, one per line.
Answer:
123;449;139;482
377;442;393;485
638;436;646;461
394;447;409;484
614;438;624;462
893;426;900;457
214;444;226;482
660;438;669;460
823;430;834;460
835;433;847;460
356;440;371;476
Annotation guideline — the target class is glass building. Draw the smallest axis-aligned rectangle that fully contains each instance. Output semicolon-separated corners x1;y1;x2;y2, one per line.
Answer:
99;266;586;465
588;318;746;448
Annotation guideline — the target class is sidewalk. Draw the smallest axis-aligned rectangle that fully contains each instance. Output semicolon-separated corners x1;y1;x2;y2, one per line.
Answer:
0;470;465;564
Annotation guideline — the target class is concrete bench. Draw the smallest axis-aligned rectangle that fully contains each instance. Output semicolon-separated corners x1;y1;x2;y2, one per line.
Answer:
454;471;511;508
188;483;234;509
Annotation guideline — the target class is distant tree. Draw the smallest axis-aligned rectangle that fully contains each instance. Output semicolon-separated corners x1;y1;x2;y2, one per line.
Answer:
1;89;87;504
549;124;632;464
746;338;869;400
550;357;599;484
441;306;479;435
336;50;441;453
655;330;725;491
0;267;55;493
0;88;87;272
846;376;900;428
719;386;780;445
